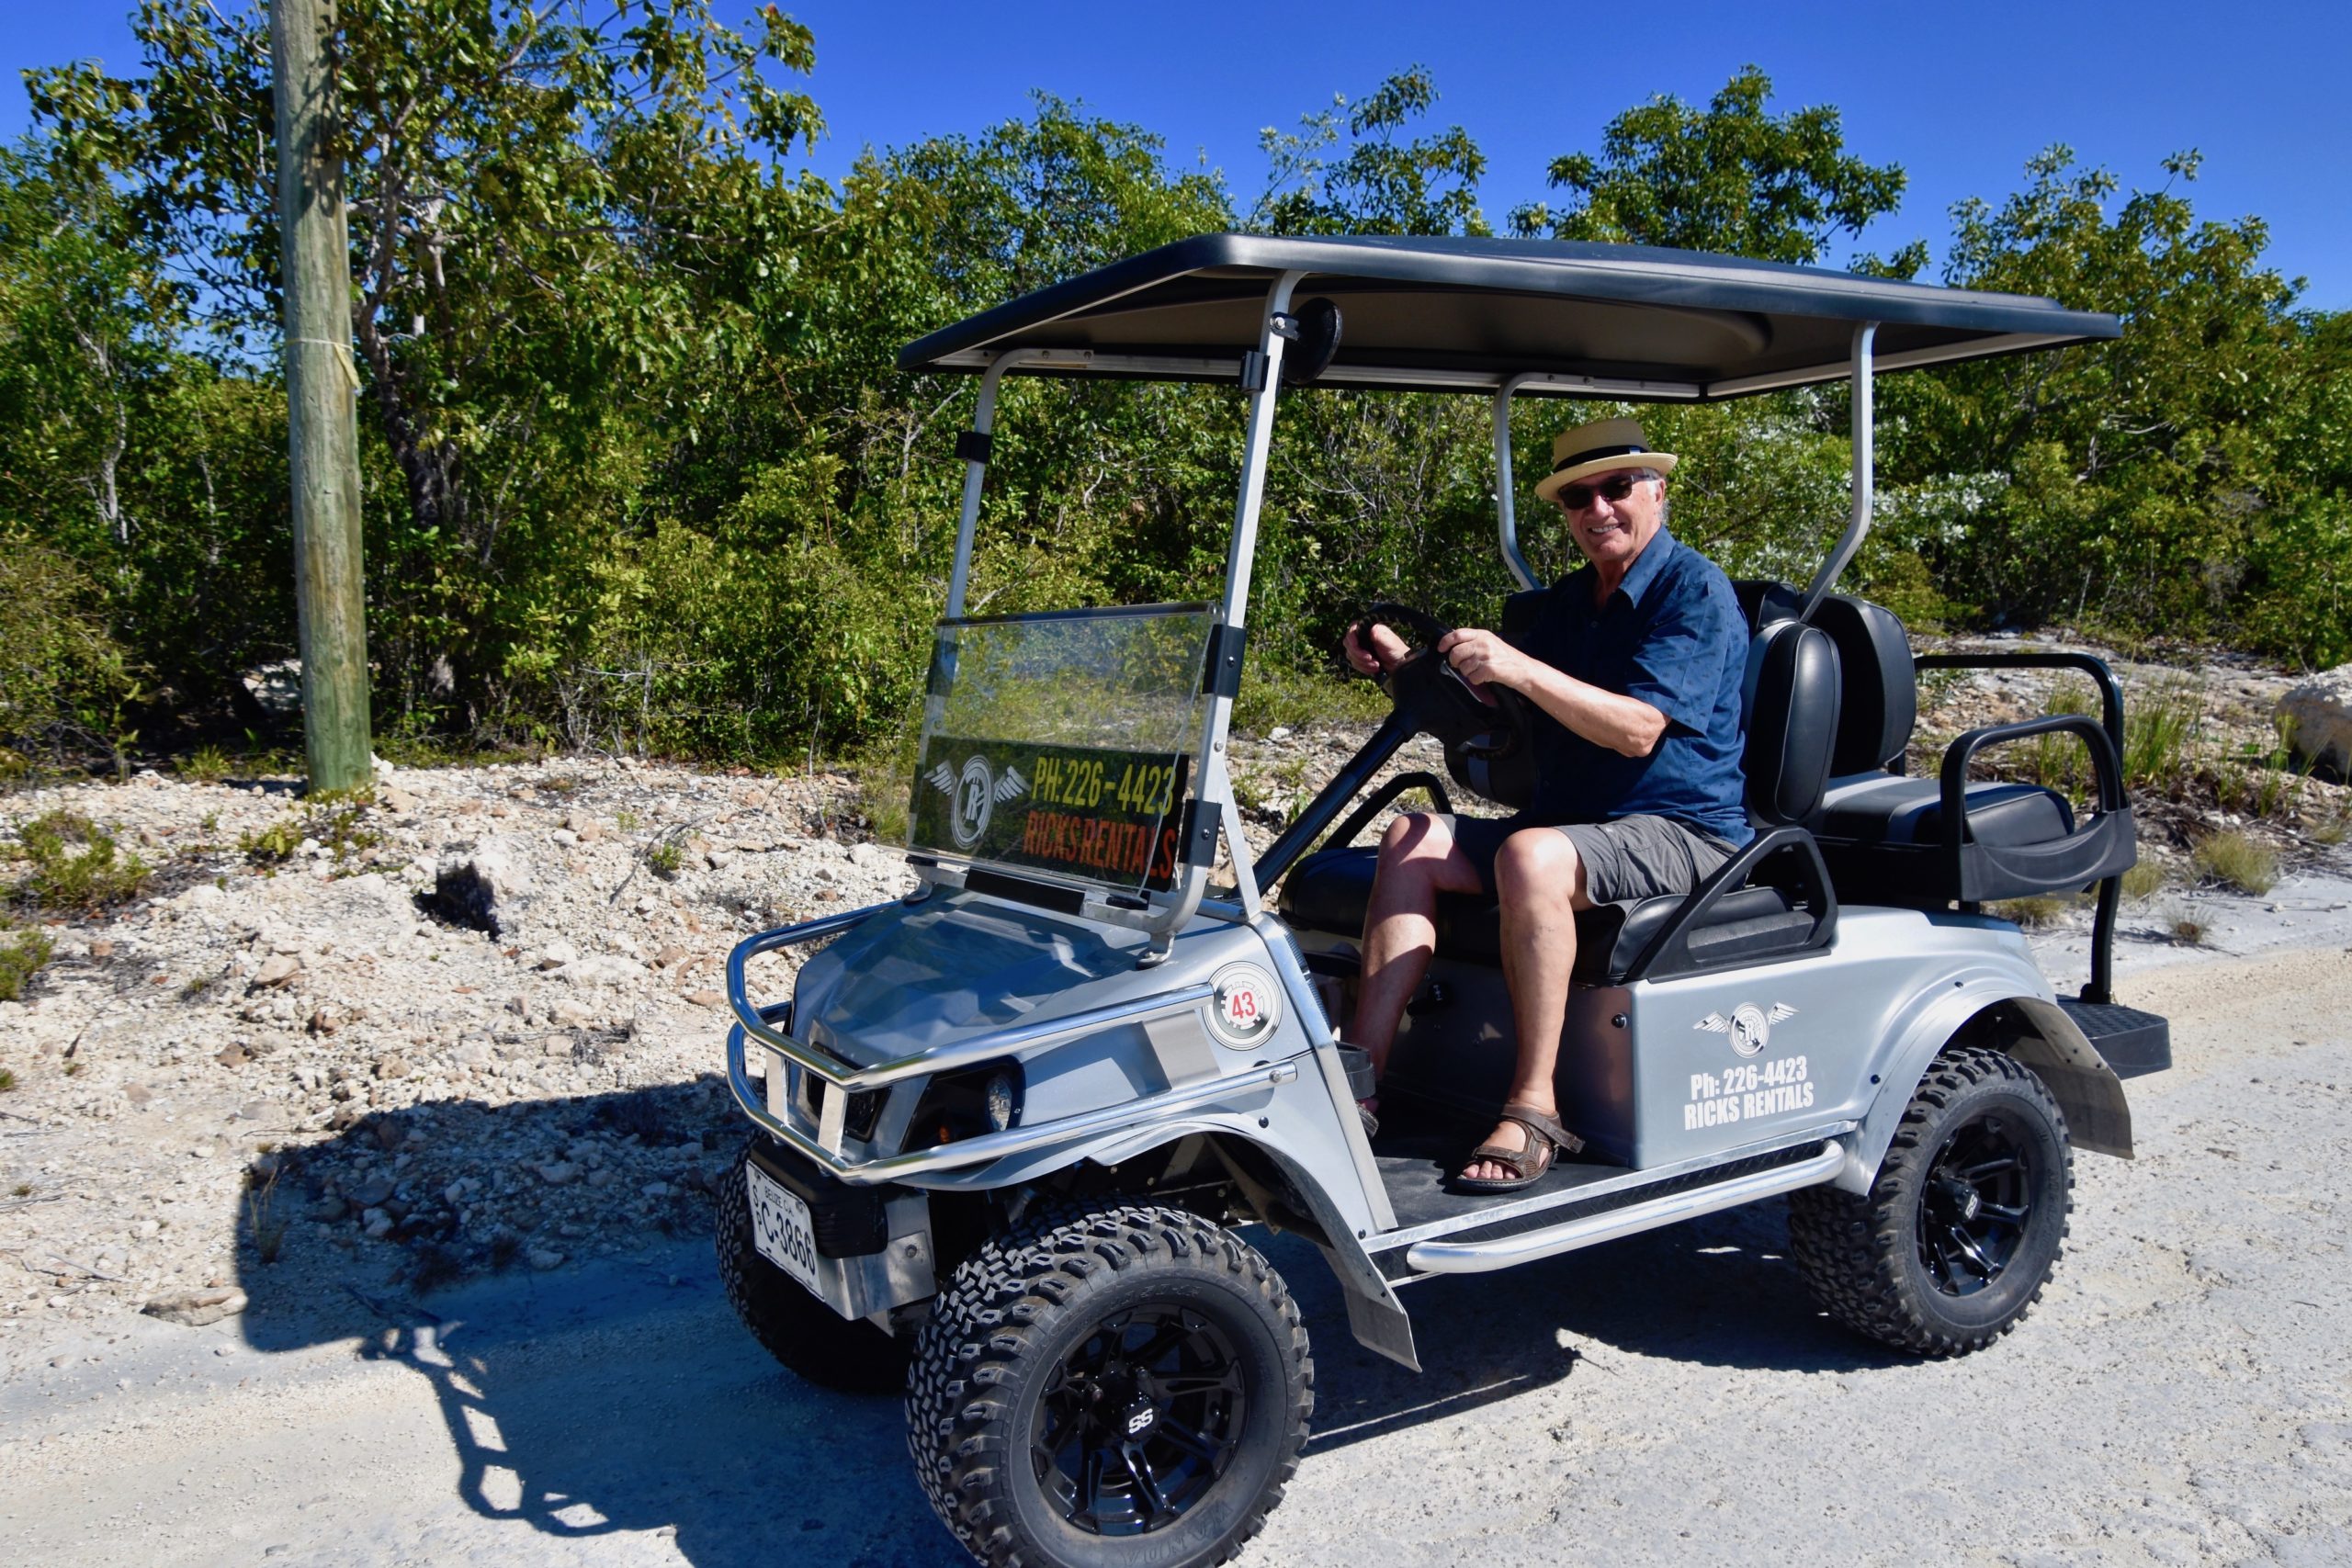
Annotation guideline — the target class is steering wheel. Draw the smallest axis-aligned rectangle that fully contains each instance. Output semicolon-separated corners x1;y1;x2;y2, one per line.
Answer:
1355;602;1534;762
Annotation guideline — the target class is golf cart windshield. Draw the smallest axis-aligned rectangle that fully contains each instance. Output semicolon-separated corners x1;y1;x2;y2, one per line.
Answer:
910;604;1216;901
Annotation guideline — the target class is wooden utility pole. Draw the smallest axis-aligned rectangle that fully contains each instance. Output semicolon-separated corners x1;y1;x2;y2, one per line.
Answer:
271;0;372;794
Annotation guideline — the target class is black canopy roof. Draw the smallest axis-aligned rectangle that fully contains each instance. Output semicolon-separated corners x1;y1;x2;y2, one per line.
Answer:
898;233;2120;400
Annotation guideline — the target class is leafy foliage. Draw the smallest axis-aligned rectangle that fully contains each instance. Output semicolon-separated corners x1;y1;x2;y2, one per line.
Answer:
1510;65;1920;274
0;922;53;1003
1250;68;1487;238
6;811;151;913
2;23;2346;783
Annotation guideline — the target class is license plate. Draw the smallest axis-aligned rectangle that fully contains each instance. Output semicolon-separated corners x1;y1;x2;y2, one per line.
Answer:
744;1161;823;1295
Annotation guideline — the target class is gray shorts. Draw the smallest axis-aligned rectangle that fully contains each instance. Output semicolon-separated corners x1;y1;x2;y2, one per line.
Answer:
1443;813;1739;905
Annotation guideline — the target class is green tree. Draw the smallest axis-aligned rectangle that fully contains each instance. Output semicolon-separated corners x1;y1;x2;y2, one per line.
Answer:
0;138;292;732
1249;67;1487;238
1510;65;1920;274
29;0;828;729
1883;149;2310;638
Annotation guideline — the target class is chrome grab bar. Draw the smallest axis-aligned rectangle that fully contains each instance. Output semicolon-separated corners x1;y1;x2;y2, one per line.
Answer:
726;1021;1296;1186
725;903;891;1063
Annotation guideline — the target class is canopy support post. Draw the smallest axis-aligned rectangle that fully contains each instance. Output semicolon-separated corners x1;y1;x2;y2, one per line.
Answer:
1213;271;1304;638
1491;373;1542;592
945;349;1039;619
1799;322;1878;622
1161;270;1304;939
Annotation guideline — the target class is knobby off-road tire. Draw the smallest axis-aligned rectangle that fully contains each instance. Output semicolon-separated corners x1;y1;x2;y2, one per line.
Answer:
1788;1045;2074;1356
715;1143;909;1393
907;1205;1313;1568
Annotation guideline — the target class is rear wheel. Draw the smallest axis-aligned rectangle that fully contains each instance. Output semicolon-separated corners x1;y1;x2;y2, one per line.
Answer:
1788;1045;2073;1356
907;1206;1312;1568
715;1142;909;1393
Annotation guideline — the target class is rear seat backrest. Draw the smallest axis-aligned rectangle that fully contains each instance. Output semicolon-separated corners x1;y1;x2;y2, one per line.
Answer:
1741;619;1841;827
1811;594;1917;774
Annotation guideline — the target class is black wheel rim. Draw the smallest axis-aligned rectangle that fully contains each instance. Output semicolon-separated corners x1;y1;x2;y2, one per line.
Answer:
1916;1110;2038;1297
1032;1303;1247;1536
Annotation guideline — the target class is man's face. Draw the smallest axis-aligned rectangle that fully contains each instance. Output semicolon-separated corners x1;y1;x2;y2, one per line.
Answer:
1558;469;1666;570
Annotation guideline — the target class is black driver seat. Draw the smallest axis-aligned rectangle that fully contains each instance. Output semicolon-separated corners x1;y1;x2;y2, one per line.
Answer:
1279;615;1842;986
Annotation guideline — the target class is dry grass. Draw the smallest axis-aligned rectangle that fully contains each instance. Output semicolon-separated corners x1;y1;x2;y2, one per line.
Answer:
2190;830;2280;896
1991;894;2078;929
2149;898;2210;945
2120;860;2168;901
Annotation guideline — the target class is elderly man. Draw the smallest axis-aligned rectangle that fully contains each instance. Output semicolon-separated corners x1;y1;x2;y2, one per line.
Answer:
1342;417;1752;1191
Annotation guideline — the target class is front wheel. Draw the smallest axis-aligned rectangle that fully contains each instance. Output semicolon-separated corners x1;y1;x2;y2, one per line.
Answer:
907;1206;1312;1568
1788;1045;2073;1356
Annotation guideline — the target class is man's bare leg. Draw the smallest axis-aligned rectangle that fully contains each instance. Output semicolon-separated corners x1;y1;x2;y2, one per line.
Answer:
1462;829;1592;1183
1351;813;1485;1083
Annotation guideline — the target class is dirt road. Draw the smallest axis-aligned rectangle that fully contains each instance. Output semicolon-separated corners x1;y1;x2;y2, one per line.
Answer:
6;944;2348;1568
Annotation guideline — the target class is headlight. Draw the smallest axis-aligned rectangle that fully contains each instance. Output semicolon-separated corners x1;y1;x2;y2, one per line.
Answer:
908;1061;1024;1147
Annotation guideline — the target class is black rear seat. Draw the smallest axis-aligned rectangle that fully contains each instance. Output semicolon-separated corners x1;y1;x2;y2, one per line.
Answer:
1805;593;2136;906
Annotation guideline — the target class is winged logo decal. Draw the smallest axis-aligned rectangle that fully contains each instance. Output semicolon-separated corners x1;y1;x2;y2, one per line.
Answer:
925;753;1031;851
1695;1001;1795;1057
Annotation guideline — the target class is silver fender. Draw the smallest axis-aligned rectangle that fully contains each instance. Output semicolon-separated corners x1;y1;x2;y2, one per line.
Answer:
1837;957;2132;1194
910;1097;1418;1371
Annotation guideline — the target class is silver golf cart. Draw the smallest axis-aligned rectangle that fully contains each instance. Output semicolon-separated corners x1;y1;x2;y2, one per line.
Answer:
716;235;2171;1568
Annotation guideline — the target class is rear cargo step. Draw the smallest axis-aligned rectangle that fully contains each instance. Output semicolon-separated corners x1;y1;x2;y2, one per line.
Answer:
2059;997;2171;1078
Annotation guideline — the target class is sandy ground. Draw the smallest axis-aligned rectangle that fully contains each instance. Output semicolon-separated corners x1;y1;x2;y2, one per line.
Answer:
3;912;2348;1566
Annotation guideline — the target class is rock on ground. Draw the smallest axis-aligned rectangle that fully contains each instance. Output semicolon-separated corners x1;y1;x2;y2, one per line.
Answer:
2279;663;2352;776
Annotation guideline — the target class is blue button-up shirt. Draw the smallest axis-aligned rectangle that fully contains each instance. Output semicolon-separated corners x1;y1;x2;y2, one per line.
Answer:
1506;528;1752;846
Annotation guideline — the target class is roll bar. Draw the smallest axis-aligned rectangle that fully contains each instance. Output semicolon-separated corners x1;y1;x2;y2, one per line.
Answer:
1487;321;1883;620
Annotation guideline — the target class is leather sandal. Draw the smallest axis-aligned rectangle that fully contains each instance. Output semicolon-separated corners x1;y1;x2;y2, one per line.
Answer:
1452;1102;1584;1193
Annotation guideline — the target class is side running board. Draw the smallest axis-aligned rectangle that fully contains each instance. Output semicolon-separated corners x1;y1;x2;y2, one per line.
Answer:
1403;1142;1846;1275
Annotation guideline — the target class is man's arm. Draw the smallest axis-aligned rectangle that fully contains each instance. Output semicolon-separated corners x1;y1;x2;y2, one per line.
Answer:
1438;628;1667;758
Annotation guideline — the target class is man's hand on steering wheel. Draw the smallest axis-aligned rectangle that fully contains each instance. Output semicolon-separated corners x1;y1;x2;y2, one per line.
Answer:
1342;618;1410;679
1434;627;1532;703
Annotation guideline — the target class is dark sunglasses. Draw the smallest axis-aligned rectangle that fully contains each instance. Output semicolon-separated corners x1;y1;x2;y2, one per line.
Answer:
1557;472;1645;513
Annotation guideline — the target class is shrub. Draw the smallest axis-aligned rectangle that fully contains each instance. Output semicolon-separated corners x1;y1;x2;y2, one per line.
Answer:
2190;830;2279;895
0;924;54;1001
2120;860;2167;900
0;539;142;765
851;734;919;847
181;745;233;783
8;812;150;913
1231;655;1388;737
239;816;303;866
241;803;379;869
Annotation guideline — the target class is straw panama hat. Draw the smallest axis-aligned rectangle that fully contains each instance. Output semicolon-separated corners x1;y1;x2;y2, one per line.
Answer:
1532;416;1679;504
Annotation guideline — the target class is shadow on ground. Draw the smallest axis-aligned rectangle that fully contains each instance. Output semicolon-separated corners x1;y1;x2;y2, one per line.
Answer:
232;1086;1903;1564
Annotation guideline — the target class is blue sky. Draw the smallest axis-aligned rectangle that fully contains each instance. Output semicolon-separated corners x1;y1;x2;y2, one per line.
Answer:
8;0;2349;309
